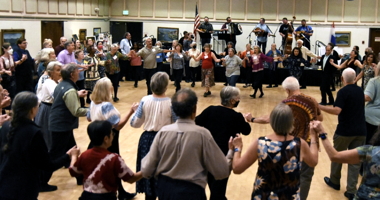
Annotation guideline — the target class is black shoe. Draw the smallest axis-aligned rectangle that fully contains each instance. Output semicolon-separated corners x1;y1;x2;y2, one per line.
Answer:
319;102;327;106
191;82;195;87
344;191;354;200
327;102;334;105
300;86;307;89
250;94;256;98
207;91;211;95
243;85;249;88
259;93;264;98
134;83;138;88
273;85;278;87
266;85;272;88
39;184;57;192
204;92;208;97
118;192;137;200
113;97;119;102
324;177;340;190
224;83;228;86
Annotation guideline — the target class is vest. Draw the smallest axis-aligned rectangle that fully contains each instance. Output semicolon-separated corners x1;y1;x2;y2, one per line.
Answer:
49;79;79;132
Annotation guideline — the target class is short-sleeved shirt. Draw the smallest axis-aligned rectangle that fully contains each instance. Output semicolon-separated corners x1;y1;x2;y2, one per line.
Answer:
355;145;380;199
223;55;242;77
57;49;76;65
364;77;380;126
254;24;271;42
87;101;121;126
69;147;134;194
137;47;164;69
334;84;366;136
295;25;313;39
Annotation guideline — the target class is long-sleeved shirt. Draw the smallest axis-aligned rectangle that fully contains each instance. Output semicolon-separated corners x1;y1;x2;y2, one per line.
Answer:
120;39;132;54
105;51;128;74
130;95;176;132
299;46;317;66
141;118;232;188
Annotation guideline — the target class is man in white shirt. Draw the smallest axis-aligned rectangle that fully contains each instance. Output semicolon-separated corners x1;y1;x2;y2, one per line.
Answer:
297;39;317;89
119;32;132;82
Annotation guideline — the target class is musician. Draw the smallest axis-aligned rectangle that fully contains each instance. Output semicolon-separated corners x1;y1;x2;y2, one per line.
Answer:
197;16;214;47
253;18;272;53
279;17;293;54
221;17;237;47
297;39;317;89
294;19;313;50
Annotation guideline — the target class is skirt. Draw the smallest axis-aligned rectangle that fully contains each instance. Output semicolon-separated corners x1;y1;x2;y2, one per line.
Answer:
136;131;158;196
201;68;215;88
34;102;52;150
85;79;99;91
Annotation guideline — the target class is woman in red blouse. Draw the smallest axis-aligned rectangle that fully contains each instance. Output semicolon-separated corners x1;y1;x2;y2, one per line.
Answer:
192;43;223;97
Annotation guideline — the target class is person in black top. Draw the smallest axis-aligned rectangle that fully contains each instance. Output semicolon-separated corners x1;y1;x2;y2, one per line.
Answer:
319;68;366;200
316;45;338;105
0;92;80;199
197;16;214;47
195;86;251;200
279;17;293;54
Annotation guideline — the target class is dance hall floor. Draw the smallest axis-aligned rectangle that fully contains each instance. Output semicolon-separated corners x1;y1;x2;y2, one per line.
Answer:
39;80;356;200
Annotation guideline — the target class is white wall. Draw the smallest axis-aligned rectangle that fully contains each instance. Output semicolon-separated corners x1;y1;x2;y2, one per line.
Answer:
142;20;378;56
0;18;109;57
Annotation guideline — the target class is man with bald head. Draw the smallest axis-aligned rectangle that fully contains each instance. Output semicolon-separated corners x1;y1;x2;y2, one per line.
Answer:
54;37;67;56
319;68;366;200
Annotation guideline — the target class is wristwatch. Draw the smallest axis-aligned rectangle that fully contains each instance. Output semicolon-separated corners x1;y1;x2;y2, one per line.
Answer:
318;133;328;140
234;148;241;152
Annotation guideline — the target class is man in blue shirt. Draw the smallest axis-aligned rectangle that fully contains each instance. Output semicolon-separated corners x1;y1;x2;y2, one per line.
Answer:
294;19;313;50
253;18;272;54
119;32;132;82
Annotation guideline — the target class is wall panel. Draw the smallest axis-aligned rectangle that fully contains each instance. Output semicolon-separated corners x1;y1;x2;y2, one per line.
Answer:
91;0;97;15
140;0;153;17
327;0;342;22
262;0;277;20
38;0;48;13
26;0;37;13
294;0;309;21
278;0;293;20
184;0;197;18
310;0;325;21
103;0;109;16
230;0;245;20
199;0;214;20
49;0;58;14
361;0;376;22
126;0;138;17
12;0;23;12
247;0;260;20
215;0;230;20
170;0;183;18
76;0;83;15
344;0;359;22
58;0;68;15
156;0;168;18
83;0;91;15
0;0;10;12
67;0;75;15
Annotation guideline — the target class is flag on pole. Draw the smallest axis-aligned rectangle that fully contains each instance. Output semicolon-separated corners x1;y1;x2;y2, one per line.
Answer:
330;22;336;45
193;4;200;40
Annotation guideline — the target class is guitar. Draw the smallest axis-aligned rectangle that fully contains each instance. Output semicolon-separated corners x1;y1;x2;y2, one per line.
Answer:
253;27;275;37
295;30;313;40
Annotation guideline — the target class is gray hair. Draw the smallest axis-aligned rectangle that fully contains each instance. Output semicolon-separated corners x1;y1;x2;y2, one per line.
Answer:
40;48;55;61
297;39;303;44
220;86;240;106
61;63;77;80
282;76;300;91
110;43;119;48
46;61;63;76
150;72;169;95
156;41;162;46
64;41;74;49
270;103;294;136
342;68;356;83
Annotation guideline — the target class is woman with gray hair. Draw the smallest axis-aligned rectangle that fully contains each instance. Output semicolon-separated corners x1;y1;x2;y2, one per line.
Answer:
130;72;177;200
35;61;63;191
36;48;56;77
195;86;251;200
232;103;319;200
222;48;242;86
364;63;380;145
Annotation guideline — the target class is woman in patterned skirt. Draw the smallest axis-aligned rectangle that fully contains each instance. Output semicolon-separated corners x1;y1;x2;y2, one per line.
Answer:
130;72;176;200
232;103;319;200
84;45;102;104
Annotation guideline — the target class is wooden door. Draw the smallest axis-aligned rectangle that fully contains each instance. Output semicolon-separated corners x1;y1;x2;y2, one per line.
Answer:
41;21;64;49
369;28;380;55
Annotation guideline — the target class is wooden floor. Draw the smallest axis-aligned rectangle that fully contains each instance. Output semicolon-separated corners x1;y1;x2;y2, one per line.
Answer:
38;80;358;200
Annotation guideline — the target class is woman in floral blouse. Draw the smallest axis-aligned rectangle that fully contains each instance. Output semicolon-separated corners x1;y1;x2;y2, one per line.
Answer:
105;44;129;102
232;103;319;200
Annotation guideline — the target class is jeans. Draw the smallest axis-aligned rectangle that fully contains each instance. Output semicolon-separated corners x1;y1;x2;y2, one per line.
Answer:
226;75;239;86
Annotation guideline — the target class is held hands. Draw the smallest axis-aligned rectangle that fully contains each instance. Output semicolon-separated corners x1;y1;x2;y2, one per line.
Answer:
329;59;334;65
233;134;243;149
228;136;234;150
310;120;324;135
244;113;253;122
130;102;139;113
66;146;80;158
77;90;88;98
1;96;11;108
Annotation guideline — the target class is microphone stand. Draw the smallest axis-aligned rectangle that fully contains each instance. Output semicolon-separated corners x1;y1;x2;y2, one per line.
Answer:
246;32;253;45
272;23;282;44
